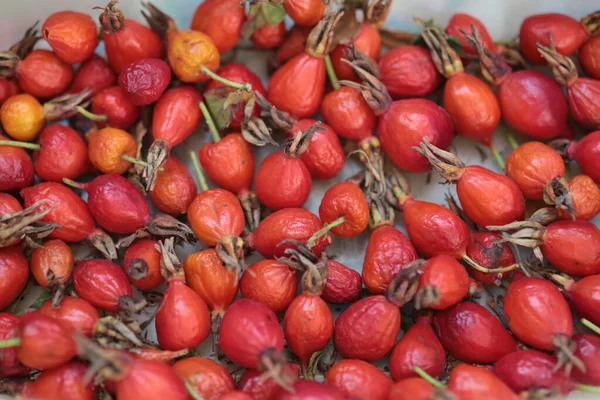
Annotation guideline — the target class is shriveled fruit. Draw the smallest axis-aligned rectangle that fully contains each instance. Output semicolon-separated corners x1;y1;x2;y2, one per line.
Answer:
326;359;393;400
240;260;297;313
173;357;235;400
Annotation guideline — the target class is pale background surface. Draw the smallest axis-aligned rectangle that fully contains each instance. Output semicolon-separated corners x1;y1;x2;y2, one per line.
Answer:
1;1;599;399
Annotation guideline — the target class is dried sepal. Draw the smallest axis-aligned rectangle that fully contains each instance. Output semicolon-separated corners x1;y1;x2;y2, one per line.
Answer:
414;139;466;183
284;121;324;158
44;89;93;121
363;0;392;28
339;60;391;115
416;20;464;77
386;260;427;307
460;24;511;86
94;0;126;33
255;91;297;131
537;43;578;86
142;139;170;192
305;9;345;57
140;1;177;40
342;44;380;77
204;86;256;131
215;235;246;283
238;191;262;232
241;117;278;147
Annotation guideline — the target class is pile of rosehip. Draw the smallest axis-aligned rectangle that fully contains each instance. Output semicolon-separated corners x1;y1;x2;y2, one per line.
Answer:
1;0;600;399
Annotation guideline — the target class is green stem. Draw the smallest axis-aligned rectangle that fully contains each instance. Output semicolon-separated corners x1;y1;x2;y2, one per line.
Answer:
199;102;221;143
0;337;21;348
463;256;518;274
582;318;600;335
489;144;505;170
62;178;86;190
576;384;600;393
184;380;205;400
324;55;341;90
0;140;41;151
506;133;519;150
120;155;163;171
189;151;209;192
77;106;107;121
200;66;252;91
414;367;444;389
307;216;345;248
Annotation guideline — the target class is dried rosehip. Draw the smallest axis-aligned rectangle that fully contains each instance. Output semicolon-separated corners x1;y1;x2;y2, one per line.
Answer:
331;23;381;81
564;130;600;184
43;11;99;64
580;34;600;79
0;79;20;106
321;260;362;304
14;49;73;99
69;55;117;96
172;357;235;400
0;313;28;378
23;361;96;400
88;86;140;130
87;127;137;175
0;134;34;191
240;260;298;313
446;13;498;55
190;0;245;53
149;156;197;216
252;22;286;49
38;296;99;337
118;58;171;106
326;359;393;400
284;0;326;27
123;239;164;291
0;246;29;311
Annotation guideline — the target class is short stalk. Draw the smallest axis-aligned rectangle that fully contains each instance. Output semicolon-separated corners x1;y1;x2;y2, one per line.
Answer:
506;133;519;151
324;55;341;90
62;178;85;190
307;216;345;248
463;256;518;274
0;337;21;348
184;380;205;400
189;151;209;192
0;140;41;151
199;102;221;143
414;367;445;389
576;384;600;393
489;144;505;170
582;318;600;335
200;66;252;91
76;106;107;121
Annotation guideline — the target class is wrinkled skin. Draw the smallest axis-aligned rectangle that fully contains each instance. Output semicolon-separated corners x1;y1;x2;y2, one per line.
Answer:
190;0;245;53
0;135;34;191
70;55;116;95
331;23;381;81
559;175;600;221
326;359;393;400
579;35;600;79
91;86;140;130
38;296;99;337
17;49;73;99
34;124;88;181
320;86;377;141
0;94;45;141
152;86;203;146
240;260;297;313
123;239;164;291
569;130;600;184
321;260;362;304
238;363;299;400
572;334;600;385
434;302;517;364
0;246;29;310
417;255;469;310
0;313;28;378
278;380;345;400
167;30;220;83
118;58;171;106
24;361;96;400
43;11;98;64
87;128;137;175
30;239;73;288
319;181;369;237
543;221;600;276
566;78;600;130
362;225;417;295
150;156;197;216
448;364;519;400
173;357;235;400
72;259;133;312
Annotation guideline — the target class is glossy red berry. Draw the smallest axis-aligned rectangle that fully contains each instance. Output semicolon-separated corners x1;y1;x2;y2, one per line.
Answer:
70;55;117;96
72;259;134;312
43;11;99;64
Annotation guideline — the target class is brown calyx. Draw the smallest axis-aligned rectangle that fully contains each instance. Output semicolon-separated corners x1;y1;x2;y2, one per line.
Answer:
0;378;27;396
553;333;586;376
367;189;395;230
339;60;391;115
581;10;600;35
155;237;185;281
459;25;511;86
347;136;385;187
140;2;177;41
543;176;575;219
94;315;146;350
94;0;126;34
284;121;323;159
44;89;93;121
116;213;196;249
0;22;40;78
547;273;574;293
363;0;392;29
254;91;297;131
142;139;170;191
305;10;345;58
486;220;547;262
277;240;328;296
537;44;578;87
117;295;148;314
414;139;466;183
386;260;427;307
416;19;464;77
216;235;247;283
210;310;224;353
45;270;67;309
0;199;59;248
414;285;440;310
75;333;131;385
205;85;256;132
238;191;262;232
258;347;297;392
528;207;560;226
386;168;413;208
126;259;149;281
343;44;380;78
129;119;149;177
547;139;573;161
379;28;418;48
242;117;278;147
87;227;118;260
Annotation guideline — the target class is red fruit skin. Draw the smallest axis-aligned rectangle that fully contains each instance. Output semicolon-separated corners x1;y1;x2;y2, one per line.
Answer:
331;23;381;81
433;302;518;364
156;280;211;351
205;63;267;129
190;0;245;53
25;361;96;400
219;299;285;369
560;175;600;221
326;359;393;400
20;182;95;243
0;79;20;106
542;221;600;277
570;130;600;184
319;181;368;237
118;58;171;106
30;239;73;289
498;70;570;139
278;380;344;400
267;53;325;118
567;78;600;130
389;318;446;381
504;277;573;350
466;232;515;285
150;156;197;216
18;312;77;370
200;133;255;194
0;246;29;311
152;86;203;147
417;255;469;310
444;73;501;145
33;124;88;182
289;119;344;180
253;208;331;259
0;313;28;378
284;0;326;27
567;274;600;326
519;13;587;65
252;22;286;49
72;259;133;312
173;357;235;400
334;296;400;362
18;49;73;99
378;46;442;99
240;260;298;313
379;99;454;172
219;391;252;400
274;26;311;65
0;135;34;191
123;239;164;291
70;55;117;96
402;198;470;259
103;18;165;74
0;193;21;215
116;358;188;400
320;86;377;141
446;13;497;55
255;151;312;210
43;11;98;64
362;225;417;295
580;35;600;79
91;86;140;130
572;333;600;385
448;364;519;400
322;260;362;304
38;296;99;337
387;378;435;400
493;350;573;395
238;363;299;400
456;165;525;227
85;174;149;234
